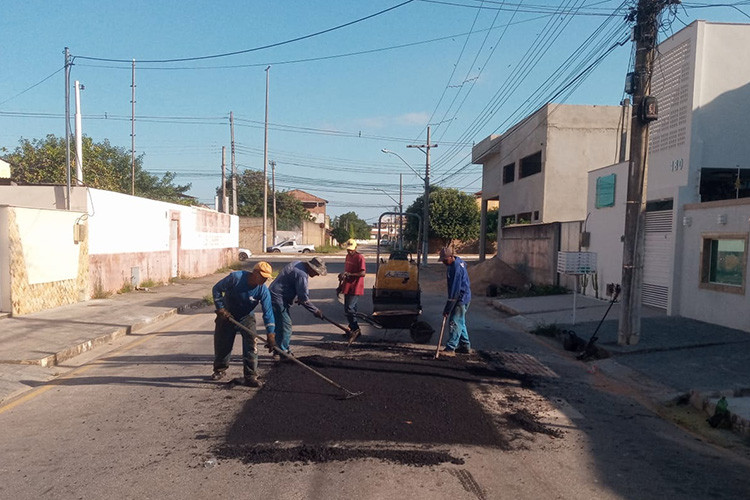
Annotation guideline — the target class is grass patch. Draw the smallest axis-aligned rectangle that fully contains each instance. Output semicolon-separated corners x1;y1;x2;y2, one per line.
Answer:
92;281;112;299
314;244;344;254
531;323;563;337
118;282;133;294
203;294;215;306
140;279;158;288
500;283;568;299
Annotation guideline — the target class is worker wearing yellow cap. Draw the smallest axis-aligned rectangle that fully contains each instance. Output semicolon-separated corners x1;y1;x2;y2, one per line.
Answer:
211;261;276;387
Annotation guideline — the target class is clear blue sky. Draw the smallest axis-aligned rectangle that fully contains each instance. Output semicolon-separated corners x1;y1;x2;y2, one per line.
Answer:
1;1;748;223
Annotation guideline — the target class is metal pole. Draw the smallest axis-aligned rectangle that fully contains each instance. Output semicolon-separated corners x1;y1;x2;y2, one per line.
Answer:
399;173;403;247
272;160;277;245
230;111;237;215
64;47;71;210
263;66;270;252
131;59;136;196
221;146;226;213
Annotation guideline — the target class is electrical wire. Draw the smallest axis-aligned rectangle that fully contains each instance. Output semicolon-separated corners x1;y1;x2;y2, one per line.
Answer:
73;1;416;64
0;66;65;107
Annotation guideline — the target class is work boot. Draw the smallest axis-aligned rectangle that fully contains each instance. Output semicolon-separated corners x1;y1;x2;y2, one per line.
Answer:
455;345;471;354
440;347;456;357
243;376;263;388
211;370;227;381
348;328;361;342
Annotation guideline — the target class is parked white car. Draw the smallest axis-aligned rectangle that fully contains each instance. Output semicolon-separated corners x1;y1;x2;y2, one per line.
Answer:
238;248;252;261
266;240;315;253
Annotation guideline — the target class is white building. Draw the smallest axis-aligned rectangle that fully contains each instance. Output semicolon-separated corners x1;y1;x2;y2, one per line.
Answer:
586;21;750;331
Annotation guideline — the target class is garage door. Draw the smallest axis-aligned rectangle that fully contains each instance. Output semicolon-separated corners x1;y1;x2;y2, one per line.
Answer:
642;209;673;309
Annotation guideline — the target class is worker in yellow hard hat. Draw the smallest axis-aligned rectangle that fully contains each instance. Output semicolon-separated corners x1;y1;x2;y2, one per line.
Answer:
211;261;276;387
339;239;366;341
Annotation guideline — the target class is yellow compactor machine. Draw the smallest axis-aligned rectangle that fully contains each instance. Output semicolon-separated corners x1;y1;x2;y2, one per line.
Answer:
367;212;434;344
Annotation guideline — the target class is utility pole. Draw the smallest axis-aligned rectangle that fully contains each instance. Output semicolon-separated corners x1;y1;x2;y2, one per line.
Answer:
221;146;226;213
262;66;270;252
64;47;71;210
271;160;277;245
618;0;678;346
407;125;437;267
131;59;136;196
230;111;237;215
74;80;83;185
399;173;403;247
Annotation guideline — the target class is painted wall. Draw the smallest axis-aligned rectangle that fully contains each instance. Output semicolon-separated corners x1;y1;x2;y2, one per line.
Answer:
585;162;628;299
677;198;750;332
0;205;88;315
0;185;88;211
87;189;238;294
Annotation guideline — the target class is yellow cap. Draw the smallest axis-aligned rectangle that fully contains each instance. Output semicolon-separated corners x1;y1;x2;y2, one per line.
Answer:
345;238;357;250
253;261;273;278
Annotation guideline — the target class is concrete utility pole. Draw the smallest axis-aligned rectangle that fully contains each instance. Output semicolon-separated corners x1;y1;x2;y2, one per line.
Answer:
262;66;270;252
64;47;71;210
74;80;83;185
618;0;679;346
271;160;277;245
131;59;136;196
407;126;437;267
221;146;227;213
230;111;237;215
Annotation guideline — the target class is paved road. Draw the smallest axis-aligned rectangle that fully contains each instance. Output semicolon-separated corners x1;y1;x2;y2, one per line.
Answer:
1;260;749;499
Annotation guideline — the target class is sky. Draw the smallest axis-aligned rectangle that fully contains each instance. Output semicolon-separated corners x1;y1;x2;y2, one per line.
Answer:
1;1;749;223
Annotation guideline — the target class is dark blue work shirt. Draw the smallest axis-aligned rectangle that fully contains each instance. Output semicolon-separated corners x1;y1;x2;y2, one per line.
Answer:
445;256;472;314
268;261;320;315
212;270;275;333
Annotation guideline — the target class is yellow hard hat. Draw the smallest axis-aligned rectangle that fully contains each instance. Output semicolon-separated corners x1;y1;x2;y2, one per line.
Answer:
253;261;273;278
345;238;357;250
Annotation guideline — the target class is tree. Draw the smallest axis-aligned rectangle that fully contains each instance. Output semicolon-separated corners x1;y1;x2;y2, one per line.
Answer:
331;211;370;244
227;169;310;230
404;187;480;247
6;135;193;204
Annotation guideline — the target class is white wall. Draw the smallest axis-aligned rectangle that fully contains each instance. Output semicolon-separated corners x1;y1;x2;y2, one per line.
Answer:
87;189;237;255
677;199;750;332
585;162;628;297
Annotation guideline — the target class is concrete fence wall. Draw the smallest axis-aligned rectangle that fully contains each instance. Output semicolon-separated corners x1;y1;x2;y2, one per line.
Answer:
499;221;582;287
0;205;88;315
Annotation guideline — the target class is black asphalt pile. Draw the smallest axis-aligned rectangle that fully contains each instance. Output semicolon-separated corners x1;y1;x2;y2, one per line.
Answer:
506;409;564;438
214;443;465;467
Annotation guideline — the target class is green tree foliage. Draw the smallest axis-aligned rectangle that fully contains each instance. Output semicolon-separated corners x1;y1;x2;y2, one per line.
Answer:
404;187;480;247
331;211;370;243
486;208;499;241
6;135;193;204
228;169;310;230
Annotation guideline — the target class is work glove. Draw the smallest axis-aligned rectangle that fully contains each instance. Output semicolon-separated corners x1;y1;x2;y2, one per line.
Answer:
216;308;233;321
265;333;276;353
314;309;324;319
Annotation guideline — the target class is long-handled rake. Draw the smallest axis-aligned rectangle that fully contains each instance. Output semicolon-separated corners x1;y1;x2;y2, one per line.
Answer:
227;317;363;400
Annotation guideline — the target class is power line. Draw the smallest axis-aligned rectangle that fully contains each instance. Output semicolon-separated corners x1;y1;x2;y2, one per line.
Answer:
73;1;416;63
0;66;65;107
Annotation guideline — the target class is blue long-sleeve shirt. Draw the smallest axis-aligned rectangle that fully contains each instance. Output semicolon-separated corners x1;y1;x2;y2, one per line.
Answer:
444;256;471;314
213;270;275;334
268;261;320;315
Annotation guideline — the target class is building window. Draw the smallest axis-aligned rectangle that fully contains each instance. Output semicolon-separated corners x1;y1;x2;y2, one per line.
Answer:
700;168;750;202
502;215;516;227
517;212;532;224
502;162;515;184
519;151;542;178
700;235;747;294
533;211;539;221
595;174;616;208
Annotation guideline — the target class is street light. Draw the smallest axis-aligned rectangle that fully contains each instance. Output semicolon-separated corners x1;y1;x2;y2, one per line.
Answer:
382;126;436;268
381;149;424;180
373;187;403;246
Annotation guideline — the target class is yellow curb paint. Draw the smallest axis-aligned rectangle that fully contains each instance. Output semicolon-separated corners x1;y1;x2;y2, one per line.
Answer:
0;314;196;415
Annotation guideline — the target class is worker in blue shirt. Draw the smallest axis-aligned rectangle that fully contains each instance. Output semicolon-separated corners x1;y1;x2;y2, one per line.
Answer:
438;247;472;355
212;261;276;387
269;257;327;358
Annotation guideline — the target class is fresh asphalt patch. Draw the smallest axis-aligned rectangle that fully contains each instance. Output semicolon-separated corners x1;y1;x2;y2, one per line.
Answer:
213;347;563;466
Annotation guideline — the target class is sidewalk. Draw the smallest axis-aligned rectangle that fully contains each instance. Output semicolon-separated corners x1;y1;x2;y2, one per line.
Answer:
0;273;223;403
494;293;750;436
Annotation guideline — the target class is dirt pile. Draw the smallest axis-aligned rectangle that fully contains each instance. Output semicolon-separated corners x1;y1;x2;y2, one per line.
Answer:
467;256;530;297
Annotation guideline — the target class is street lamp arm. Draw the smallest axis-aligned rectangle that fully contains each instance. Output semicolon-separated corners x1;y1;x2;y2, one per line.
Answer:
381;149;424;181
373;188;400;206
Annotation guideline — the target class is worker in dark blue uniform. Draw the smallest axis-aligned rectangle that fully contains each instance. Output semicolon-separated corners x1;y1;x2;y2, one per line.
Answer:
212;261;276;387
438;247;472;355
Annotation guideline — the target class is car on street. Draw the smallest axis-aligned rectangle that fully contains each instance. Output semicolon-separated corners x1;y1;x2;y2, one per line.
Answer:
266;240;315;253
238;248;252;261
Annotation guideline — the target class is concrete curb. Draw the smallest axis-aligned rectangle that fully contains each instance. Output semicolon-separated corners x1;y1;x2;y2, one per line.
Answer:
689;389;750;437
16;298;210;367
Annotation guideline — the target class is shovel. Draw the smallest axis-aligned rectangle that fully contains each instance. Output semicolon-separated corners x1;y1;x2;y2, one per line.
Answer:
227;317;363;400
